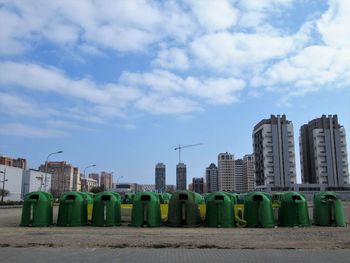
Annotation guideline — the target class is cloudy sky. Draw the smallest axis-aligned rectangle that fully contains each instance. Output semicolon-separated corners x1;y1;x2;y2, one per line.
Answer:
0;0;349;184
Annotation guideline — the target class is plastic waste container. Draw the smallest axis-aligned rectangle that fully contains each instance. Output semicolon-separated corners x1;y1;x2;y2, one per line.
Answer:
278;192;310;227
131;192;161;227
244;192;274;228
57;192;88;226
167;191;204;227
92;191;121;226
20;191;53;227
205;192;235;227
313;192;345;227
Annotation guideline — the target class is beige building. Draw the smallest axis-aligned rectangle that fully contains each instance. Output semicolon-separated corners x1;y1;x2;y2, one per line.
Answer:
38;161;79;197
81;177;98;192
218;152;235;192
100;171;113;190
243;154;255;192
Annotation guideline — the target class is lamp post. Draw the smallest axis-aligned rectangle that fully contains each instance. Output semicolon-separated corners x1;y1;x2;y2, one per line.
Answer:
0;168;8;202
44;150;63;191
116;175;123;185
83;164;96;192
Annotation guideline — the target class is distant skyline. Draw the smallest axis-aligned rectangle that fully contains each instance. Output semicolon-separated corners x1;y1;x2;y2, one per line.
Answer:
0;1;349;185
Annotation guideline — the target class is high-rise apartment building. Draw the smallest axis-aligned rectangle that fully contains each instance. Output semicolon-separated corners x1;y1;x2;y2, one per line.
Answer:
100;171;113;190
176;163;187;190
0;156;27;170
253;115;297;190
206;163;218;192
72;167;81;192
192;177;204;194
218;152;235;192
243;154;255;191
155;163;166;193
300;115;349;187
38;161;76;197
234;159;244;192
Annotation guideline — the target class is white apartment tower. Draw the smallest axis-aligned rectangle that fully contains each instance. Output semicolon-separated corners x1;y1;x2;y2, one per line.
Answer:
253;115;297;190
300;115;349;186
218;152;235;192
234;159;244;192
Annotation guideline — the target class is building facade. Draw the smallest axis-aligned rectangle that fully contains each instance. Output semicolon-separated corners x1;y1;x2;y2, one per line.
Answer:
218;152;235;192
155;163;166;193
176;163;187;190
243;154;255;192
89;173;100;186
253;115;297;191
81;178;98;192
234;159;244;192
38;161;76;197
0;164;23;201
100;171;113;190
206;163;218;193
22;170;52;198
0;156;27;170
192;177;204;194
300;115;349;187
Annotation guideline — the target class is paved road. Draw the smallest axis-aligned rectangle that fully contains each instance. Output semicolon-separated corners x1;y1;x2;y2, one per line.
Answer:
1;248;350;263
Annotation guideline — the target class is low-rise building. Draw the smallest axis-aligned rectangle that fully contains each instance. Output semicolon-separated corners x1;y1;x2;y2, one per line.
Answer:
22;169;52;199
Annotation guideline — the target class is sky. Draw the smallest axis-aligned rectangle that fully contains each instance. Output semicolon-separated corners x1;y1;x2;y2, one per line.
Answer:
0;0;349;185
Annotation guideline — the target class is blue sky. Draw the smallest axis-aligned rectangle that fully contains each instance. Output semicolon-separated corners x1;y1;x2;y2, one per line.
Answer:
0;0;349;185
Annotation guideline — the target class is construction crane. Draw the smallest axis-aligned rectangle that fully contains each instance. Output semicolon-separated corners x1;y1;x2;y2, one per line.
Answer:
174;143;202;163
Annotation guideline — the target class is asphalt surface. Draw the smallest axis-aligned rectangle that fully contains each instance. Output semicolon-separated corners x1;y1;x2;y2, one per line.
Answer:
1;248;350;263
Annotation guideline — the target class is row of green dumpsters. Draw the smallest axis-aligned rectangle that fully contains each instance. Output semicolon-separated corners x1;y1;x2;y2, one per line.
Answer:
20;190;347;228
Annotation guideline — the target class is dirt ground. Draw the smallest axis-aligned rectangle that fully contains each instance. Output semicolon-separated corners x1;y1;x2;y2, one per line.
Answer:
0;202;349;249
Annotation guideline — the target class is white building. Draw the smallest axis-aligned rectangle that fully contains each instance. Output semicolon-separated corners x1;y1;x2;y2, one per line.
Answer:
0;164;23;201
218;152;235;192
253;115;297;191
234;159;244;192
300;115;349;186
22;170;52;199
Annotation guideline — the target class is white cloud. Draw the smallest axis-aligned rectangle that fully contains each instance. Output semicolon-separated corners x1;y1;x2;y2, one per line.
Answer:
153;48;189;71
0;123;66;138
188;0;239;32
250;0;350;102
120;70;246;105
0;92;55;118
317;0;350;48
136;95;202;115
190;32;298;73
0;61;142;107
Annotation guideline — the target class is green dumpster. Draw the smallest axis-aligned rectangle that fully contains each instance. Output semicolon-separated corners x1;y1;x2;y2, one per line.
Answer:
122;193;135;204
158;193;172;204
278;192;310;227
313;192;346;227
57;192;88;226
20;191;53;227
205;192;236;227
167;191;204;227
131;192;161;227
92;191;121;227
244;192;274;228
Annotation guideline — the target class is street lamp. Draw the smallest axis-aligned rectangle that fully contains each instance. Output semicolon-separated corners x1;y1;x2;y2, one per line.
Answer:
0;168;8;202
44;150;63;191
83;164;96;192
116;175;124;185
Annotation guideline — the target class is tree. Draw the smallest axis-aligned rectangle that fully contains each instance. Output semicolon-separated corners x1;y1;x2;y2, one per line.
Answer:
89;186;104;194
